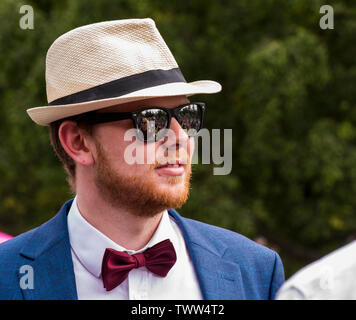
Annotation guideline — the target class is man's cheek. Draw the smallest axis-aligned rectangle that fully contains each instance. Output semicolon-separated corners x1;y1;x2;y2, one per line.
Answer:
122;140;156;166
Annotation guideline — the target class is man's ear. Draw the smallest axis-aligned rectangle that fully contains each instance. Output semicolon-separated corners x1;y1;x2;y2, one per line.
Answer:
58;121;95;166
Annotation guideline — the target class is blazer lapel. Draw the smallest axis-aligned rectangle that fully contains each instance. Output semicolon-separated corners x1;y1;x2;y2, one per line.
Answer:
19;200;77;300
168;209;245;300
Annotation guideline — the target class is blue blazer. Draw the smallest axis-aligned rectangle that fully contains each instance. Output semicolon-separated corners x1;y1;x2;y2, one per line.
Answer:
0;199;284;299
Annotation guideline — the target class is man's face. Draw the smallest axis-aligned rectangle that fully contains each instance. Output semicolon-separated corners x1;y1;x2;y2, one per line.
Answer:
88;96;195;217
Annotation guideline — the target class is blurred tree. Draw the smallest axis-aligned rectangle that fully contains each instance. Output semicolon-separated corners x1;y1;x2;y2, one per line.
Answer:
0;0;355;278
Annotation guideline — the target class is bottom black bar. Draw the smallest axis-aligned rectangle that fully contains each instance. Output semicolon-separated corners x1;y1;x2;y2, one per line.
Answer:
0;300;349;319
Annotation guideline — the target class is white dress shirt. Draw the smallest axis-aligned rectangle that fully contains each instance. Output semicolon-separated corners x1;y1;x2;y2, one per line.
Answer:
277;241;356;300
67;196;203;300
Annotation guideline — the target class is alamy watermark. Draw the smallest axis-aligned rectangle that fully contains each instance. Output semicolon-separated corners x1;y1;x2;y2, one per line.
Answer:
19;265;34;289
319;5;334;30
319;266;335;291
19;5;34;30
123;126;232;175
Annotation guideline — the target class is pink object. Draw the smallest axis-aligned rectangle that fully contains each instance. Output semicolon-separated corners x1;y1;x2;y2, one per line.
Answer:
0;231;12;244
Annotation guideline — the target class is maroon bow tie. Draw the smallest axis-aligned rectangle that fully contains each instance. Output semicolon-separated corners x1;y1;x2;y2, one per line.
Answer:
101;239;177;291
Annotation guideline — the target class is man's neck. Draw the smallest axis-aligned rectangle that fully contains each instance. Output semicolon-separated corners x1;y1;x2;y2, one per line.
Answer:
75;191;164;251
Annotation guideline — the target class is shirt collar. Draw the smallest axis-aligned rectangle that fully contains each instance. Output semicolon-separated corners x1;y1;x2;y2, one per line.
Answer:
67;196;178;278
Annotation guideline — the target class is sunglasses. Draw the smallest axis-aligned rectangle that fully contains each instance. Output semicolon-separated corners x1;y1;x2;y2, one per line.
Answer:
71;102;205;142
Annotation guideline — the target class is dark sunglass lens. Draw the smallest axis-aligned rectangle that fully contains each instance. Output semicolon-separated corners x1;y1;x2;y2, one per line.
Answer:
136;109;168;142
176;104;202;136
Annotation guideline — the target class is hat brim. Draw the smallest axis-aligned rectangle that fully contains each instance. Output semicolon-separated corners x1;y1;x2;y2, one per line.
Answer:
27;80;221;126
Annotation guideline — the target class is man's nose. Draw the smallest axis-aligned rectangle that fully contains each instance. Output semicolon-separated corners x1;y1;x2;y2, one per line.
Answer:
156;117;195;165
156;117;191;156
166;117;190;147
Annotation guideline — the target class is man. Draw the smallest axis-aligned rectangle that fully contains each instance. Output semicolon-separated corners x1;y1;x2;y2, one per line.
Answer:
277;241;356;300
0;18;284;299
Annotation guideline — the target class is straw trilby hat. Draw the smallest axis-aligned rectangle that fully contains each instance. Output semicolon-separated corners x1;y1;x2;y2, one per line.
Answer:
27;18;221;126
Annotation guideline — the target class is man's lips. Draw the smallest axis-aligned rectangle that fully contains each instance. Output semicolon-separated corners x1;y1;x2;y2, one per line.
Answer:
155;160;186;176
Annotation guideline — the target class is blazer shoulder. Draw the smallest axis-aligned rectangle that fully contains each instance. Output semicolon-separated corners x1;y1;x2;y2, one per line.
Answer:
0;228;40;299
170;211;285;299
180;214;277;258
0;227;39;260
0;200;72;299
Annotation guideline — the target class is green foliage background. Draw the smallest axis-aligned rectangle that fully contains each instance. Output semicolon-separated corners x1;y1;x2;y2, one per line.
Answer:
0;0;355;278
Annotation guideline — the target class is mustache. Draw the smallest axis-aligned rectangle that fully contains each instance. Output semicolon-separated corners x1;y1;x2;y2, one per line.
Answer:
151;149;191;169
152;157;191;169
